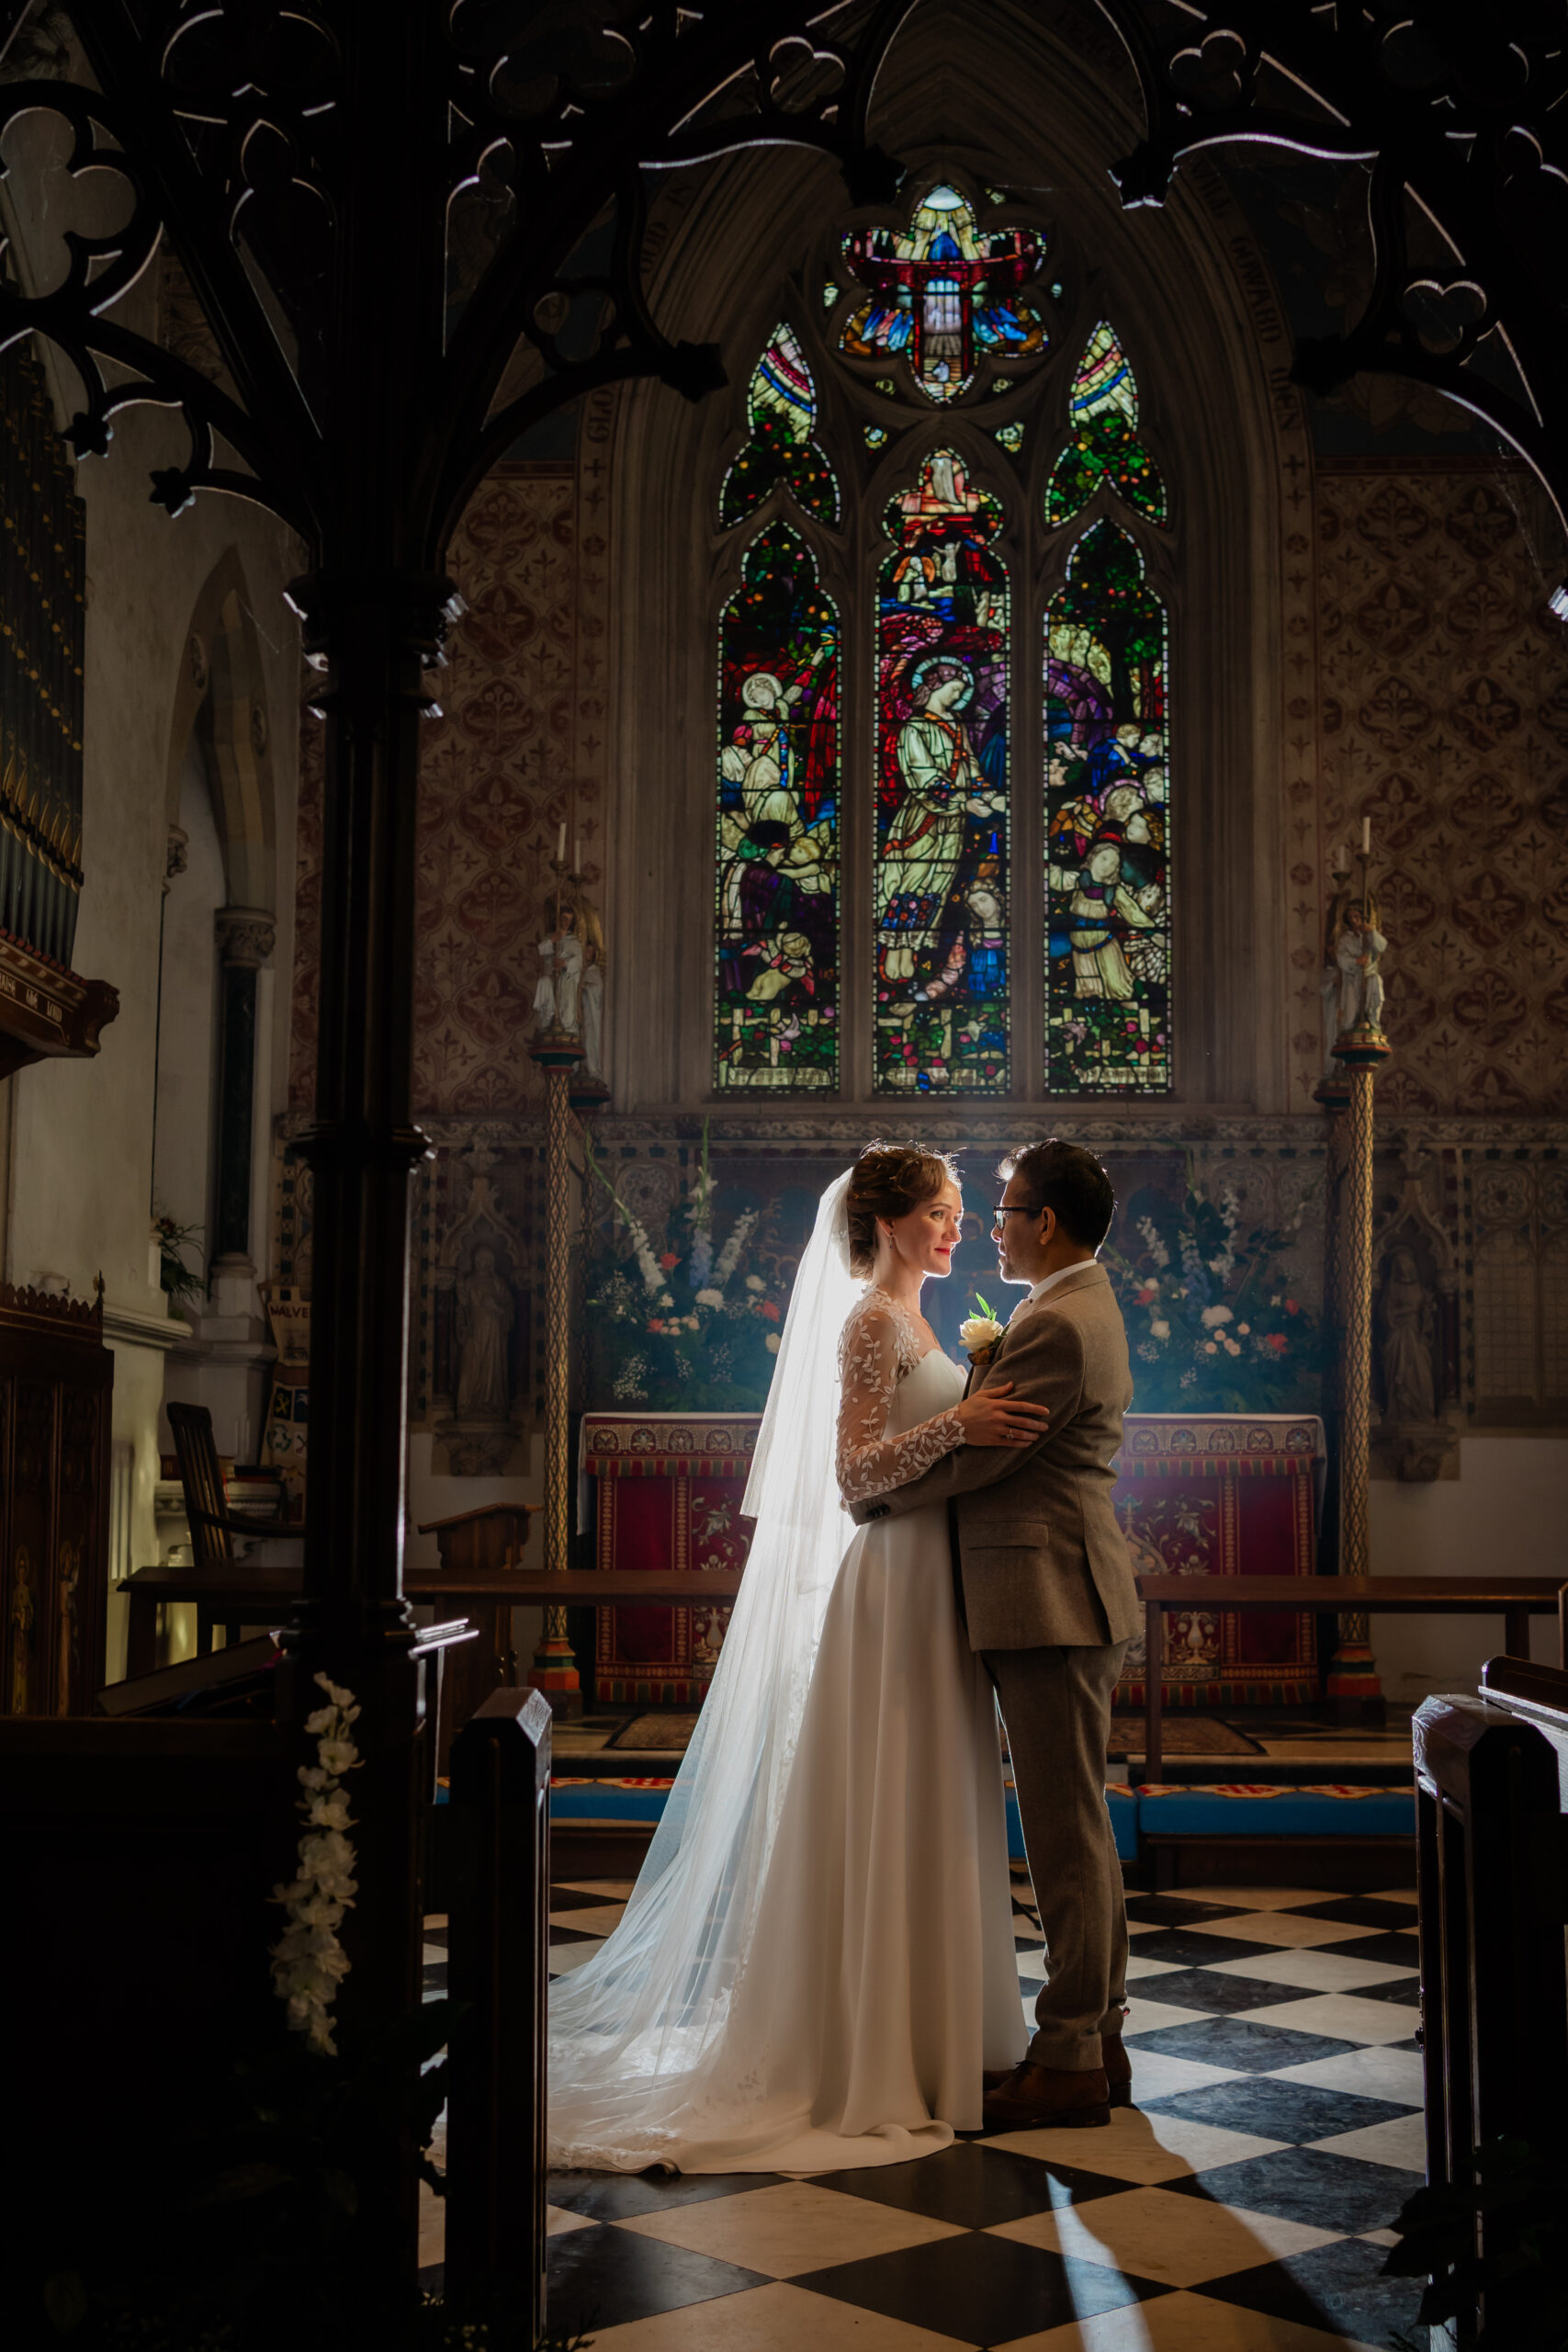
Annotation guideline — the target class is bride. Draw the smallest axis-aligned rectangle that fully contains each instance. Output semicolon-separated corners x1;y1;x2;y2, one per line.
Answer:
548;1142;1049;2173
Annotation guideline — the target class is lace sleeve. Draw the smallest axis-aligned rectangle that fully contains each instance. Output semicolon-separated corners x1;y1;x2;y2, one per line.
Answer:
834;1297;965;1506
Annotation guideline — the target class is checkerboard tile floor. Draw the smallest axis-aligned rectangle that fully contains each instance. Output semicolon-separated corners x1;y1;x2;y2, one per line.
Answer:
423;1874;1429;2349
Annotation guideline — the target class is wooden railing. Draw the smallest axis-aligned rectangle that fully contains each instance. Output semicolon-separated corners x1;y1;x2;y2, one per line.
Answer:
1135;1576;1567;1781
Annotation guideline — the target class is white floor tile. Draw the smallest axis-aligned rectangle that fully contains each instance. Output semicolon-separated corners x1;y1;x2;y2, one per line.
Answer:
991;2183;1342;2288
547;1939;604;1975
1269;2046;1426;2106
417;2177;444;2268
1310;2110;1428;2171
1366;1887;1418;1904
1239;1992;1421;2044
1002;2288;1381;2349
1194;1911;1382;1949
1201;1948;1416;1993
547;2203;596;2236
615;2182;964;2277
1126;2049;1247;2101
986;2108;1283;2184
553;1877;639;1899
1157;1887;1337;1910
1125;1953;1189;1981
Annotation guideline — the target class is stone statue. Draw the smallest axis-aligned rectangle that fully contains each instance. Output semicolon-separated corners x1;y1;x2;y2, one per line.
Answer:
578;896;606;1081
1322;888;1388;1069
1380;1246;1437;1425
533;904;583;1036
454;1244;513;1420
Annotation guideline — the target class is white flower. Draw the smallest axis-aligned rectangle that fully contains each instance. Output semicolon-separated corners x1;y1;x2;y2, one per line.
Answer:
1200;1305;1234;1329
658;1291;674;1310
311;1674;358;1714
1150;1318;1170;1340
694;1287;724;1308
683;1315;700;1331
305;1791;354;1831
959;1314;1005;1353
745;1274;764;1293
316;1736;359;1777
764;1332;780;1353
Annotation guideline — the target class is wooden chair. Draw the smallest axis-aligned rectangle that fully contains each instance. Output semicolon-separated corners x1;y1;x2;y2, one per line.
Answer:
164;1402;303;1650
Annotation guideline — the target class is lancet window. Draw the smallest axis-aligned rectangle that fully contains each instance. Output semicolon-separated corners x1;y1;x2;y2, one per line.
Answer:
713;183;1174;1101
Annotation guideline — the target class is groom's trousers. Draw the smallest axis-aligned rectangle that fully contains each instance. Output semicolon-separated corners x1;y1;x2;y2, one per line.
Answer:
986;1639;1130;2074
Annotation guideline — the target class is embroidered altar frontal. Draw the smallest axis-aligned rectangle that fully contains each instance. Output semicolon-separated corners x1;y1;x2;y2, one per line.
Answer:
1114;1414;1325;1709
580;1410;1325;1708
581;1414;758;1704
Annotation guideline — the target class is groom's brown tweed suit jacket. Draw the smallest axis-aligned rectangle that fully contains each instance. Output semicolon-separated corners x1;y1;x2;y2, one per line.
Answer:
848;1261;1140;1652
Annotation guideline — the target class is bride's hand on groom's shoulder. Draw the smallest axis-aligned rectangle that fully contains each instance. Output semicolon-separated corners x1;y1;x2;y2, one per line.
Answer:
955;1380;1050;1448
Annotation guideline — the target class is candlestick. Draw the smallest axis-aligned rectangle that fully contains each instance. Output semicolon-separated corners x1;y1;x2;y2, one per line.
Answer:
1361;816;1371;855
574;835;581;874
557;820;567;861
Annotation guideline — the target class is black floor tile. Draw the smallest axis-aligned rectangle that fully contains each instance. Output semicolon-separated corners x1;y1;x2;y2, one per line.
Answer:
1205;2233;1428;2346
814;2142;1125;2229
1339;1976;1423;2009
549;1923;609;1948
422;1925;448;1949
1132;1967;1311;2014
422;1961;449;1992
1289;1896;1421;1931
1314;1932;1421;1969
1139;2076;1416;2143
792;2228;1162;2341
1123;1895;1261;1928
546;2219;768;2333
549;1883;614;1911
547;2168;786;2221
1130;2016;1361;2072
1123;1928;1280;1967
1173;2145;1417;2235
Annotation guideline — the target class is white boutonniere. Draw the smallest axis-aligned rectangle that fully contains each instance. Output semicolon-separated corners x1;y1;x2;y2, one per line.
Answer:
960;1294;1006;1367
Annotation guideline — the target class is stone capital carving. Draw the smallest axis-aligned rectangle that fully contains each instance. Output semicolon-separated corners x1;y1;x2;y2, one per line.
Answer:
215;905;276;967
164;825;189;895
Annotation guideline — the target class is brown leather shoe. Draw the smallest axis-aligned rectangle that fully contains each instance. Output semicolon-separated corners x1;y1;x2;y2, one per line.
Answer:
982;2060;1111;2132
1104;2007;1134;2109
983;2068;1012;2094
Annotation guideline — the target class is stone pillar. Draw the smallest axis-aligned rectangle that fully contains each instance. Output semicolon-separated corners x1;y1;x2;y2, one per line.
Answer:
211;906;275;1285
1325;1027;1391;1721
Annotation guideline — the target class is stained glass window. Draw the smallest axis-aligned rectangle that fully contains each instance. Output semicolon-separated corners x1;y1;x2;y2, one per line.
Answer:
841;185;1046;405
1045;322;1168;528
715;526;840;1091
1044;519;1169;1091
874;449;1010;1093
720;322;839;528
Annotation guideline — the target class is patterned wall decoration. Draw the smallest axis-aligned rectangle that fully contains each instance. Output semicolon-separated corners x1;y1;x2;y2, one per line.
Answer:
412;448;610;1117
1310;458;1568;1118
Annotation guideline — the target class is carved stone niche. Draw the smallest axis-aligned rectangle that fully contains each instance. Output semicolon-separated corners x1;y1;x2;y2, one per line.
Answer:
1372;1148;1461;1482
432;1149;528;1478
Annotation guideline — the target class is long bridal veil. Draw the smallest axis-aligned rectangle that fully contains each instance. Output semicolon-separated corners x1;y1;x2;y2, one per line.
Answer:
547;1168;861;2168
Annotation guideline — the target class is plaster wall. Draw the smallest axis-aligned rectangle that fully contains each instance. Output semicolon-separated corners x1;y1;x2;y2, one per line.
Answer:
1369;1436;1568;1697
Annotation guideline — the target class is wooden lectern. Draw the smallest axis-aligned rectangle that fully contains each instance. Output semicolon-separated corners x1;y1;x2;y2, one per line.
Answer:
415;1501;544;1769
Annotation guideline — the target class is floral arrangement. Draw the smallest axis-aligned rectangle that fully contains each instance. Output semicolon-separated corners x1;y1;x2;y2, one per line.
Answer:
153;1209;205;1307
959;1294;1005;1367
1103;1172;1328;1413
584;1127;789;1410
270;1673;361;2055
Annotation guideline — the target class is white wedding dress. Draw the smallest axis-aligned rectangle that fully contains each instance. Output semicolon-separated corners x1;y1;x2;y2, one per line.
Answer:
547;1258;1025;2177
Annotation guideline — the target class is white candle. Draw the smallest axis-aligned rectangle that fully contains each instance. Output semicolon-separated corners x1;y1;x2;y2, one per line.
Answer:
557;820;567;861
1332;841;1348;874
1361;816;1371;855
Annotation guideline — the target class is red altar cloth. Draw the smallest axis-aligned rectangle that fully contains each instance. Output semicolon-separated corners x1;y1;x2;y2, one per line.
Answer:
578;1409;1325;1708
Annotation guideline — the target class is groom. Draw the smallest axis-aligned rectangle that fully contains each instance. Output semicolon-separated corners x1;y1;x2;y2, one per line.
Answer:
852;1137;1140;2130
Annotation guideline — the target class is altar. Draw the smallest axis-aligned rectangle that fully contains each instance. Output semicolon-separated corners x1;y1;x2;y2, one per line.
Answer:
579;1410;1326;1708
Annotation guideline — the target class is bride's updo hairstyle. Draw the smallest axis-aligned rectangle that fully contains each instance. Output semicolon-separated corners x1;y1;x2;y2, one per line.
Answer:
845;1142;960;1280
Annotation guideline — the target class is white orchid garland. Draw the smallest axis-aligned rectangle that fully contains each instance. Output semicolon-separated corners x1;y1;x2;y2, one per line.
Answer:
270;1672;361;2056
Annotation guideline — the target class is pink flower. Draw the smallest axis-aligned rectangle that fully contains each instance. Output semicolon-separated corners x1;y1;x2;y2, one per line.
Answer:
761;1300;781;1322
659;1251;680;1271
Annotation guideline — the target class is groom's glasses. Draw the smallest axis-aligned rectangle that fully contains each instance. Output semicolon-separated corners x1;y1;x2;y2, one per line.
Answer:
991;1204;1037;1229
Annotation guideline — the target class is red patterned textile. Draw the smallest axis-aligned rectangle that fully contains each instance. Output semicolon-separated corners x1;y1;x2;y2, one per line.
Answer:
580;1414;757;1703
579;1409;1325;1708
